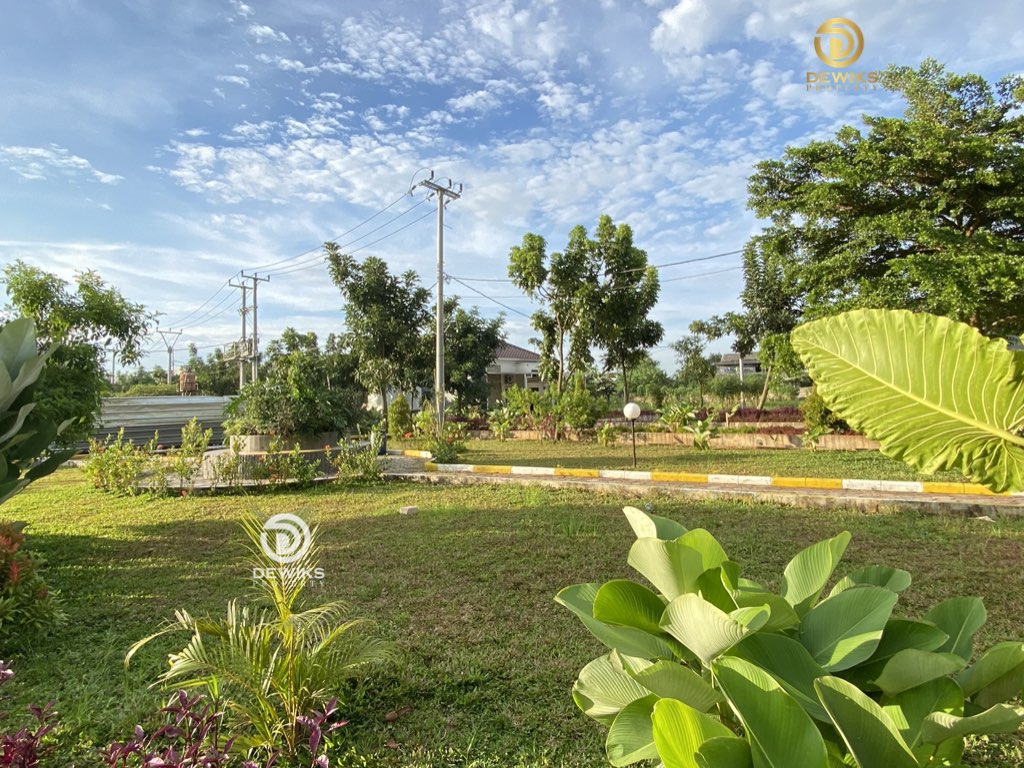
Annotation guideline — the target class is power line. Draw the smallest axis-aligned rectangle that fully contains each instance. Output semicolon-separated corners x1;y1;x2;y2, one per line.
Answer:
162;276;235;327
269;208;436;277
176;290;239;330
247;192;411;272
660;265;744;283
448;276;532;319
639;248;744;273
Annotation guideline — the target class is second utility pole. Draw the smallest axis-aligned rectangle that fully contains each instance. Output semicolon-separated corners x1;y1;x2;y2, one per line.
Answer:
414;173;461;434
241;272;269;383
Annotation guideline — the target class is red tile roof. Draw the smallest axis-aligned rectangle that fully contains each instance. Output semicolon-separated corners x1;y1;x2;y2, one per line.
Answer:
494;342;540;362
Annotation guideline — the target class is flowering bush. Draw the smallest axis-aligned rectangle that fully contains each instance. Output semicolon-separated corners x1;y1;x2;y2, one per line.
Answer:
0;523;64;651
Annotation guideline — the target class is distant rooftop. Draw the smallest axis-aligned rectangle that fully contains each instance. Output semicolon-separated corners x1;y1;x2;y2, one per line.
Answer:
718;352;760;364
494;342;540;362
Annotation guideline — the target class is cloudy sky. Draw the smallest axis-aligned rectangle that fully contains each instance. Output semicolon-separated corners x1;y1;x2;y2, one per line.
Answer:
1;0;1021;373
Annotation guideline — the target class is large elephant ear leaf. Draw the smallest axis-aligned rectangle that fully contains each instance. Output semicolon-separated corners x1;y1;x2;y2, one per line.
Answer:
790;309;1024;493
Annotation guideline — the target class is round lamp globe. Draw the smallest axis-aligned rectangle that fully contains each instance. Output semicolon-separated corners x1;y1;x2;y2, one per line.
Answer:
623;402;641;421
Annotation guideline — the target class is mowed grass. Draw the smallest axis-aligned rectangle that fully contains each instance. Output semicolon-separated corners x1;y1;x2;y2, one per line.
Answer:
409;438;968;482
2;469;1022;766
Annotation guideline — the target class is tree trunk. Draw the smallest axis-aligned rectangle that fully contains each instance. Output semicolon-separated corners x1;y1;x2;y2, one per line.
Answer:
756;364;773;412
380;385;389;434
621;361;630;404
557;331;565;394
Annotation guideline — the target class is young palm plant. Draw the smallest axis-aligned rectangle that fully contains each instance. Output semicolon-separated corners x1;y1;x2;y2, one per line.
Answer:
127;514;394;760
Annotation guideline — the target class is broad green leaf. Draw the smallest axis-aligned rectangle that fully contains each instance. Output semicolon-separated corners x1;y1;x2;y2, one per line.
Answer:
594;580;668;635
781;531;852;616
873;650;966;697
882;676;964;748
557;583;681;660
697;564;739;612
790;309;1024;493
921;703;1024;744
631;660;722;712
652;697;734;768
830;566;912;597
814;676;918;768
606;694;660;766
714;656;829;768
628;531;728;600
800;586;898;671
869;619;950;663
731;633;830;722
572;652;654;724
733;591;800;633
956;641;1024;707
662;594;768;666
623;506;688;540
695;737;752;768
924;597;987;662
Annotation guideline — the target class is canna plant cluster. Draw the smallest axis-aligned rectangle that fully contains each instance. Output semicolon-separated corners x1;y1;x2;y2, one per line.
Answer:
558;506;1024;768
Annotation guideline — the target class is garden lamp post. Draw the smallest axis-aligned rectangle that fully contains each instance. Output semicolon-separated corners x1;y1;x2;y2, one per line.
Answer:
623;402;641;468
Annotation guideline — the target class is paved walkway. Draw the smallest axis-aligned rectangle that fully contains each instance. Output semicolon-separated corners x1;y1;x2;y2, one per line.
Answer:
382;456;1024;517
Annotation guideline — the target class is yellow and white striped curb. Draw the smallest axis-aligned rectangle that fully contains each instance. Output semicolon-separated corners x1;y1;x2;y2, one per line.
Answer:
417;462;1024;498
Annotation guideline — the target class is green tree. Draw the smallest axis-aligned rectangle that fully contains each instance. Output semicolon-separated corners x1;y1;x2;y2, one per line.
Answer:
626;353;672;408
2;261;152;443
183;346;238;396
747;59;1024;337
691;241;802;410
589;215;663;403
671;335;716;407
424;298;504;409
325;244;430;433
508;231;595;393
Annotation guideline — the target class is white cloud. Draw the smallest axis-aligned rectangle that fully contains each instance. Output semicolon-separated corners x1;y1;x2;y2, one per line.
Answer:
448;89;503;113
0;144;124;185
651;0;746;55
248;24;290;44
216;74;250;88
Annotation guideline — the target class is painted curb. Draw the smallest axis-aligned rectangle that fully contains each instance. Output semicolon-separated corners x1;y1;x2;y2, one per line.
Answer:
420;462;1023;497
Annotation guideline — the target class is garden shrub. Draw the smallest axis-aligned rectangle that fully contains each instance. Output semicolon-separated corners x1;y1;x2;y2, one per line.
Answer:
387;397;414;440
801;386;850;434
167;417;212;491
327;435;384;484
559;506;1024;767
0;523;65;652
0;660;58;765
597;422;620;447
486;406;514;440
85;429;155;495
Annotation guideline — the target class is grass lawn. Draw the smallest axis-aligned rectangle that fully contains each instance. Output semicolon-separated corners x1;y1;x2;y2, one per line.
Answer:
2;469;1023;766
412;438;969;482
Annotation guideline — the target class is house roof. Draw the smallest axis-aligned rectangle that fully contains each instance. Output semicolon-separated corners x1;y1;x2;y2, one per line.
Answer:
494;342;540;362
718;353;760;364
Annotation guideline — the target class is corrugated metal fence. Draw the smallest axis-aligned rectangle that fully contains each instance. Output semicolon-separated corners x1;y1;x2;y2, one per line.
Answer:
89;396;233;449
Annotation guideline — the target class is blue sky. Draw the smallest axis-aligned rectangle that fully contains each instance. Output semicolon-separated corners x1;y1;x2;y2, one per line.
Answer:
1;0;1022;373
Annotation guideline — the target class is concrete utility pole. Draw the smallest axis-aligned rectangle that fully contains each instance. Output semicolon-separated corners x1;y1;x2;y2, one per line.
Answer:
157;329;182;384
241;272;269;382
413;172;462;434
230;279;249;389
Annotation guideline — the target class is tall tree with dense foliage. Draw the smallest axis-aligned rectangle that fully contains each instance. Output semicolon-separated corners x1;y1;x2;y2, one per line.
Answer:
508;231;595;393
672;334;717;407
509;216;662;398
588;215;663;403
325;244;430;432
2;261;151;443
747;59;1024;337
423;298;504;408
691;242;802;410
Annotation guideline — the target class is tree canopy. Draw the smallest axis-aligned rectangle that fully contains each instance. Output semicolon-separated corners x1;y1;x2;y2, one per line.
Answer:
423;299;504;408
746;59;1024;337
508;215;662;399
2;261;152;443
325;244;431;431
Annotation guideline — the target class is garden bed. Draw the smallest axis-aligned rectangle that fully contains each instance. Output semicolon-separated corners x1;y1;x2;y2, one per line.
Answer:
2;473;1022;766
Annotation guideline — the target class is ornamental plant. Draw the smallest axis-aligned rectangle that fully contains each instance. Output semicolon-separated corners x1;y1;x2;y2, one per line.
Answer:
791;309;1024;493
558;506;1024;768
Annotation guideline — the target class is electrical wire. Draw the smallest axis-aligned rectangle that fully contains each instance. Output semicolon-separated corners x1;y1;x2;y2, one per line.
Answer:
160;276;235;327
448;276;532;319
269;207;435;277
176;290;238;330
246;191;412;272
660;265;744;283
